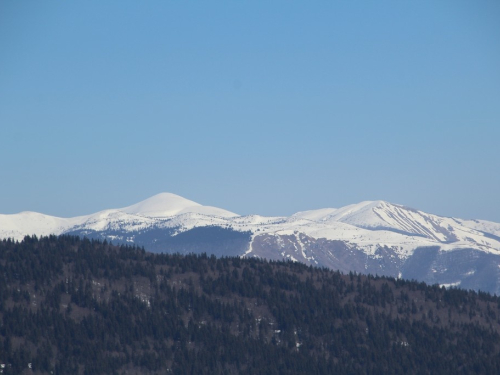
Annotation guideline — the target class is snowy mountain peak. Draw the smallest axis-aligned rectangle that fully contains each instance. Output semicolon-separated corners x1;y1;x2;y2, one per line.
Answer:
290;200;393;224
119;192;238;218
326;200;465;243
120;193;201;217
287;200;480;245
326;200;403;225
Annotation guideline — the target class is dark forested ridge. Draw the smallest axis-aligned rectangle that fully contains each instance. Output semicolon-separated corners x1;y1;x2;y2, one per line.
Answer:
2;236;500;374
66;226;252;256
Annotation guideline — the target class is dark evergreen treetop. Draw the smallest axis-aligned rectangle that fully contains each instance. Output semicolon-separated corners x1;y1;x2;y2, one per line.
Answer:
1;235;500;374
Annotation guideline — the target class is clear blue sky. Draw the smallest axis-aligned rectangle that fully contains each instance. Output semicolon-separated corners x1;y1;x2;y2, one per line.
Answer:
1;1;499;221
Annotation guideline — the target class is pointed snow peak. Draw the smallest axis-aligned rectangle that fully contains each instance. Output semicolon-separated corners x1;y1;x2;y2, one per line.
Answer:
119;192;238;218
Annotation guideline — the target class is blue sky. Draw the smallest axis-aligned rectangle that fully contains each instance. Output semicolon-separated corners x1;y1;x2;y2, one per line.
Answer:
1;1;499;221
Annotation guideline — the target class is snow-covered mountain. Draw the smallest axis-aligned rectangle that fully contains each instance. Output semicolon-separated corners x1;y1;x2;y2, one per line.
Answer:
120;192;238;218
2;193;500;293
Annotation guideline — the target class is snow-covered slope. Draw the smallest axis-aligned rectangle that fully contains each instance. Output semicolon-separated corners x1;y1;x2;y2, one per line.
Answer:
283;201;500;255
0;211;86;241
293;200;456;240
120;193;237;218
454;218;500;238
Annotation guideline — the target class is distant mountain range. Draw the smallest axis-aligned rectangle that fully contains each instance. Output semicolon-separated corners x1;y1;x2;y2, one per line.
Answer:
2;192;500;293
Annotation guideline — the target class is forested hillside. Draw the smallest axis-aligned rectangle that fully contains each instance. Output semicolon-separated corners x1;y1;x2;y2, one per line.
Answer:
1;236;500;374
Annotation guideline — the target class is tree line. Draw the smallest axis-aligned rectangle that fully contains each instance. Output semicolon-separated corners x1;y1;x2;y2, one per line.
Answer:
1;235;500;374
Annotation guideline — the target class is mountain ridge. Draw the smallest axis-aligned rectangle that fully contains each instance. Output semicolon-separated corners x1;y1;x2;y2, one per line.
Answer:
2;192;500;293
2;192;499;254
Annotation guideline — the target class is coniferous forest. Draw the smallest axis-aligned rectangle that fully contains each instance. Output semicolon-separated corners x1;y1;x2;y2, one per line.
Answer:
2;236;500;374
